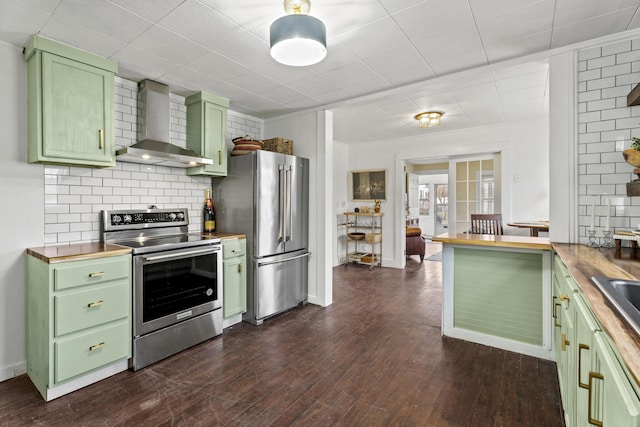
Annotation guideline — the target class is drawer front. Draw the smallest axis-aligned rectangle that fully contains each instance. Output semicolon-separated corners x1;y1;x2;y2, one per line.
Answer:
223;239;246;259
55;321;130;383
54;256;130;291
55;281;130;336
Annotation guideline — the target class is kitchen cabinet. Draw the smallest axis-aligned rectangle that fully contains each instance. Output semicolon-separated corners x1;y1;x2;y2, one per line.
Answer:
553;254;640;426
553;255;577;426
26;252;131;401
344;212;383;270
24;35;117;167
186;91;230;176
222;238;247;318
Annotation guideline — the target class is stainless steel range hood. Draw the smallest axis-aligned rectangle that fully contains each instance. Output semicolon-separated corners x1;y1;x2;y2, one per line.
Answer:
116;80;213;168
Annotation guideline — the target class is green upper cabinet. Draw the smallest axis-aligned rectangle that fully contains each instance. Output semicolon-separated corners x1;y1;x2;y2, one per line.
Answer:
24;35;117;168
186;91;230;176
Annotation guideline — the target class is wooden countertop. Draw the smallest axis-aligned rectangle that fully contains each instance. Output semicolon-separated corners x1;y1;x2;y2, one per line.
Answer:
432;232;552;250
201;232;246;241
27;242;131;264
553;243;640;387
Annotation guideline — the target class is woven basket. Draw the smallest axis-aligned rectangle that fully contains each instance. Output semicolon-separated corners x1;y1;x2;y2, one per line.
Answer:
365;233;381;243
263;137;293;155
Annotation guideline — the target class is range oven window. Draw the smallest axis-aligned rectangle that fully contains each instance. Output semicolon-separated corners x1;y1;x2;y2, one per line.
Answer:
142;252;219;323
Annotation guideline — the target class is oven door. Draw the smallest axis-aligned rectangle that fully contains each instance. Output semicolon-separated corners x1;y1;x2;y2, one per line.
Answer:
133;245;222;337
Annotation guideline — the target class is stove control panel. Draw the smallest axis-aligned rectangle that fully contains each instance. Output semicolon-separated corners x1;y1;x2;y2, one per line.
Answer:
103;209;189;229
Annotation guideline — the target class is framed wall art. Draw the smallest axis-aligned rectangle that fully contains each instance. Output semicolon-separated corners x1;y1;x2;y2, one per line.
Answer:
350;169;386;201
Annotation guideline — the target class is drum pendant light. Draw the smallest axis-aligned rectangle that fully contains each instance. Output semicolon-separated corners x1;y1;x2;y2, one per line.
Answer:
270;0;327;67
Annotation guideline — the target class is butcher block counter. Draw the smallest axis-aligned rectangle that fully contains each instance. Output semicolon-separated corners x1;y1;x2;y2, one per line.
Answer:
26;242;131;263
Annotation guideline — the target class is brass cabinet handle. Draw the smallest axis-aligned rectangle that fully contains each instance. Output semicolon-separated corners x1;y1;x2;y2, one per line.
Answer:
99;129;104;149
89;271;105;278
578;343;590;389
588;371;604;427
89;342;105;351
561;333;570;352
559;294;571;302
238;263;242;273
554;303;562;327
218;150;222;165
87;300;104;308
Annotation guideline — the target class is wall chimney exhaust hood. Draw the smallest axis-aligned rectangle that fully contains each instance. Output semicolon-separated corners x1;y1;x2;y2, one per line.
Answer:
116;80;213;168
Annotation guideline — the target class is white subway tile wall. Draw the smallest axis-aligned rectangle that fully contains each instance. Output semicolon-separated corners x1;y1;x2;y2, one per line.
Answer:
577;38;640;241
44;77;264;245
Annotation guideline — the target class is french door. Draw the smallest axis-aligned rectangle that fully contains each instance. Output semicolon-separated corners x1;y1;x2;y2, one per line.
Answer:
450;154;501;233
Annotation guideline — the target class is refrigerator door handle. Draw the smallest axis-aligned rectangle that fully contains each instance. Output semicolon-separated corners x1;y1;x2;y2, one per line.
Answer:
257;252;311;266
278;165;285;242
285;166;292;242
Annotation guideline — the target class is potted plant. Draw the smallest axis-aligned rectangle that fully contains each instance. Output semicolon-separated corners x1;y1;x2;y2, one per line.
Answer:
623;137;640;167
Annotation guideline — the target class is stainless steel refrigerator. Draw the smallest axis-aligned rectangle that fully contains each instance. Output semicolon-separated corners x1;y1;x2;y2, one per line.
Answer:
212;150;310;325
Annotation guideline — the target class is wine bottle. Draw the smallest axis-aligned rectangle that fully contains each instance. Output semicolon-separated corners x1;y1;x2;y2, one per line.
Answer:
203;187;216;233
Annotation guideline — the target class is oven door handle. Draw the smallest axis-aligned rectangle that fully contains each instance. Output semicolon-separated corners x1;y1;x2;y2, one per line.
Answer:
142;247;218;262
257;252;311;267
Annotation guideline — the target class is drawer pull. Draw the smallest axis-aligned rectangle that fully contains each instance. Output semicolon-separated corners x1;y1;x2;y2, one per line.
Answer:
218;150;222;165
89;342;105;351
561;333;570;352
232;249;241;253
588;371;604;427
87;300;104;308
554;302;562;327
559;294;570;302
88;271;105;278
578;343;590;389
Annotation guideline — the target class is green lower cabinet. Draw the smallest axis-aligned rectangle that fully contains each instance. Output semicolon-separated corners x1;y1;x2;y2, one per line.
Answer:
222;238;247;318
554;254;640;426
589;331;640;426
27;253;131;401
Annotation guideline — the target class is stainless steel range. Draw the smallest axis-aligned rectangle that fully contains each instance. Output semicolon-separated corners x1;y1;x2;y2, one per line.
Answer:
101;208;222;371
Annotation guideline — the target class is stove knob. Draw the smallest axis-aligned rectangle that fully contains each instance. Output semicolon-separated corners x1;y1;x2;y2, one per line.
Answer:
123;214;132;223
169;213;177;221
177;213;184;220
112;215;122;224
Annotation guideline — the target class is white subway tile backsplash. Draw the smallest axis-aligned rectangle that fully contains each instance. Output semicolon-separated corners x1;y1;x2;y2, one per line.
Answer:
578;46;602;61
43;78;264;245
587;77;616;91
586;120;615;133
603;40;631;56
587;55;616;71
587;98;616;111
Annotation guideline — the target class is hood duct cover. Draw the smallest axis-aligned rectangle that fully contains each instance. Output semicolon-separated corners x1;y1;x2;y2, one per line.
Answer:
116;80;213;168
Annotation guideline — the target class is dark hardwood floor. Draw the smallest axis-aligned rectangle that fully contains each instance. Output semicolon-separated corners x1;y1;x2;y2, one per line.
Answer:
0;244;564;426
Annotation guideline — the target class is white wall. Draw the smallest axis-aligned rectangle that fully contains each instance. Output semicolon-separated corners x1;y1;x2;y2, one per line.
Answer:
343;117;549;269
264;111;333;308
333;140;349;266
0;42;44;381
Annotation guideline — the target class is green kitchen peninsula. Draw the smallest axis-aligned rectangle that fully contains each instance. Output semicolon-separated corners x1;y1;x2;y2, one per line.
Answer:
432;233;553;360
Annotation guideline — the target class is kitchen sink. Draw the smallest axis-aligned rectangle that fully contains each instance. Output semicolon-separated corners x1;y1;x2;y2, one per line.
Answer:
591;276;640;336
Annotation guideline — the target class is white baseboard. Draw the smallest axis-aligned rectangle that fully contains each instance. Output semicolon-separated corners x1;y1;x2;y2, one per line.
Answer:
0;360;27;383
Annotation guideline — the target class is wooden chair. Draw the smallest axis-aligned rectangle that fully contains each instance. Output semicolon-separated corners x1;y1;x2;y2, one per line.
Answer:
470;214;504;235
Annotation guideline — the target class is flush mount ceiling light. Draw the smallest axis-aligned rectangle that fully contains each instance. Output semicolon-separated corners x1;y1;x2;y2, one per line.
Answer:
414;111;443;128
270;0;327;67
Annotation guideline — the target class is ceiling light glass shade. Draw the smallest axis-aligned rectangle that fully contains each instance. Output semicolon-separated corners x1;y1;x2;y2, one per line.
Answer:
270;14;327;67
414;111;443;128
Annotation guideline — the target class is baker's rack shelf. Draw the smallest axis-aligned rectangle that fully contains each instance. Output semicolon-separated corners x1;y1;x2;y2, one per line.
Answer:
343;212;383;270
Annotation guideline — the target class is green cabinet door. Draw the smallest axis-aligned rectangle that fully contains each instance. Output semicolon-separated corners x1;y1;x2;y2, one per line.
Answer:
186;91;230;176
574;294;599;426
552;255;576;426
223;256;247;318
25;35;116;167
590;331;640;426
42;52;113;163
